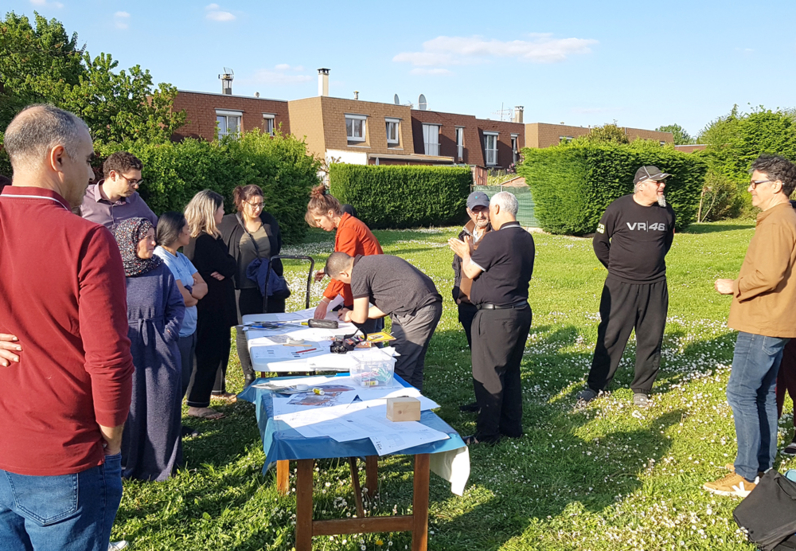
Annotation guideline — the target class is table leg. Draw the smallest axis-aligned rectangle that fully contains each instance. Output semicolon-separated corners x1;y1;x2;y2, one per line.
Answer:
296;459;314;551
411;454;430;551
365;455;379;498
276;460;290;496
348;458;366;518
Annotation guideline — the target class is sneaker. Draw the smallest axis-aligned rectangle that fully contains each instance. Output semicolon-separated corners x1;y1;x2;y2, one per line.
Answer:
784;441;796;456
576;388;598;403
702;473;757;496
109;541;129;551
725;464;765;477
633;393;650;408
459;402;480;413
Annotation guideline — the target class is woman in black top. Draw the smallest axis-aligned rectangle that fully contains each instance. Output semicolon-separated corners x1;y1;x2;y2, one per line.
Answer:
183;190;237;416
219;184;285;387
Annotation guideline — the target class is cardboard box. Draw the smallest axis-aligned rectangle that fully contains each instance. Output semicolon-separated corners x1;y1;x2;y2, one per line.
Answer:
386;396;421;422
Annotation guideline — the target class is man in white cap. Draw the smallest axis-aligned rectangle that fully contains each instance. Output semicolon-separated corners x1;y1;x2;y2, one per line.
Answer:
578;166;675;408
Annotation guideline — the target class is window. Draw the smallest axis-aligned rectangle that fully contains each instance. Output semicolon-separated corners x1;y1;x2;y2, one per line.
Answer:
660;141;667;146
215;109;242;139
559;135;574;144
423;124;440;156
346;114;367;143
263;114;275;136
484;132;498;166
511;135;519;165
385;118;400;146
455;127;464;160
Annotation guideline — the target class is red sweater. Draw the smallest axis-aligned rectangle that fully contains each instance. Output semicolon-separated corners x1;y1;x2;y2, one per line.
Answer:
0;187;134;476
323;213;383;307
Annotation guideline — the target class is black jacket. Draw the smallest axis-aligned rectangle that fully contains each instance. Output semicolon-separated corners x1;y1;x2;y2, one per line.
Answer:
219;211;283;290
183;233;238;328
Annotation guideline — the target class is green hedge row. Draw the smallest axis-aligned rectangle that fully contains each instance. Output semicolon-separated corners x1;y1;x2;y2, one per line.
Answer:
329;164;471;229
517;141;707;235
97;130;320;244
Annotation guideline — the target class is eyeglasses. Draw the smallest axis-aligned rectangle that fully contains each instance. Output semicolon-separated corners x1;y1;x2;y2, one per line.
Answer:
118;174;144;187
246;200;264;209
750;179;774;189
646;180;666;187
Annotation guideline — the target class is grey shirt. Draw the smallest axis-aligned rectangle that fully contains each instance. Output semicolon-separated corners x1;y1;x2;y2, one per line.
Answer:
350;255;441;316
238;224;271;289
81;181;158;231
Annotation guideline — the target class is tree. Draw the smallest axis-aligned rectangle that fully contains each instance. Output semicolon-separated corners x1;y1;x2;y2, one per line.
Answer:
0;12;184;146
655;124;695;145
573;123;629;145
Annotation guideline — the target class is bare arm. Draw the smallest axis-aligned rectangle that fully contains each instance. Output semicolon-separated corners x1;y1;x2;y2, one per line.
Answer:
99;424;125;455
448;236;483;279
191;272;208;300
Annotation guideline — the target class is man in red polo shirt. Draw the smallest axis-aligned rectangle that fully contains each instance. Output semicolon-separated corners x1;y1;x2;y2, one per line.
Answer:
0;104;134;551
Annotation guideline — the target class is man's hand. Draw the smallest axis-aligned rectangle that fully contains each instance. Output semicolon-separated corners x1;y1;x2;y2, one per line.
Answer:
338;308;353;323
314;300;330;320
448;236;472;258
314;269;325;283
0;333;22;367
715;279;735;295
99;424;125;455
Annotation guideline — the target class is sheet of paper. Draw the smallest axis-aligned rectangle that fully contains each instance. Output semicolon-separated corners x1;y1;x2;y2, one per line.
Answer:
341;406;449;455
251;342;327;362
272;383;359;417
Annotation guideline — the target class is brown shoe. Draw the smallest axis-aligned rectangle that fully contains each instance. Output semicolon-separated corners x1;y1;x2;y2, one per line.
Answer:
703;473;756;496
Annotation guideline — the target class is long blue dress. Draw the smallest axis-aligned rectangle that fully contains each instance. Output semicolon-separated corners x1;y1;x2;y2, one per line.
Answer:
121;263;185;482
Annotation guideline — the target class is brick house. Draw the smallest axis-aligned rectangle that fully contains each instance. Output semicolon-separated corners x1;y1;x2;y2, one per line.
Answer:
525;122;673;148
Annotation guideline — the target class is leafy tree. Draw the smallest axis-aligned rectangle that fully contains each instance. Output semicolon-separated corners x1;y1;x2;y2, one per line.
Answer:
0;11;184;146
655;124;695;145
573;123;629;145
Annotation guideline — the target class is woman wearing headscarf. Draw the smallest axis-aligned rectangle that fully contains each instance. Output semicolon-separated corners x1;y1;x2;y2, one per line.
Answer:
184;190;238;408
113;217;185;482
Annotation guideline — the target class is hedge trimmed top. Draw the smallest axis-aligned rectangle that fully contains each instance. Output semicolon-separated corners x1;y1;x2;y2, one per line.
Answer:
517;141;706;235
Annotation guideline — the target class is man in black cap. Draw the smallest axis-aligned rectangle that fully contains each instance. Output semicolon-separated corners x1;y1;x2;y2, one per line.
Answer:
578;166;676;407
452;191;492;413
449;191;535;445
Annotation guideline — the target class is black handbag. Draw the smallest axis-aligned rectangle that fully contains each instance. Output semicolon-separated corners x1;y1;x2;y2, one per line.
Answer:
734;470;796;551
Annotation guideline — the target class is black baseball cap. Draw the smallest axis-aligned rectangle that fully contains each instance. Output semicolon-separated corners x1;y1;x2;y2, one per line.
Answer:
467;191;490;209
633;165;671;185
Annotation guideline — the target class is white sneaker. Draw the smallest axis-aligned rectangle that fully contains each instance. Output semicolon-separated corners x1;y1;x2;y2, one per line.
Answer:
109;541;129;551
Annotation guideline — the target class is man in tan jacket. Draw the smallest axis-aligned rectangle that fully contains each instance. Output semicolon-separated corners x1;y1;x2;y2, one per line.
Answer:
704;154;796;497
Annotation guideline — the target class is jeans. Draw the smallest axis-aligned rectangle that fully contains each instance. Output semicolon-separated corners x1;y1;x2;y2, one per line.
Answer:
0;453;123;551
727;332;789;481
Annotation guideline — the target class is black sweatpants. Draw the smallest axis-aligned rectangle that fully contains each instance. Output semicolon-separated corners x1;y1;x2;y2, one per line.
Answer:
471;304;532;443
587;277;668;395
188;315;232;408
458;302;479;401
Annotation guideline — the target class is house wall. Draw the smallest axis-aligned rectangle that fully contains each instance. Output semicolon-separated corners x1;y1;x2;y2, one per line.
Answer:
525;122;674;148
172;90;290;141
410;110;484;166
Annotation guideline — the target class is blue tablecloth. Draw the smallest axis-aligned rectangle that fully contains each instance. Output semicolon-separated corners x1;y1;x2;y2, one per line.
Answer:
238;375;467;473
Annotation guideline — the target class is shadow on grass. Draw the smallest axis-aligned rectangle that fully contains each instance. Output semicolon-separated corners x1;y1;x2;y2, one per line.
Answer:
419;323;682;551
681;223;754;234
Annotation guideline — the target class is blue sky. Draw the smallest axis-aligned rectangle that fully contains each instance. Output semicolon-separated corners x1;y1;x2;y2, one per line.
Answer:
6;0;796;138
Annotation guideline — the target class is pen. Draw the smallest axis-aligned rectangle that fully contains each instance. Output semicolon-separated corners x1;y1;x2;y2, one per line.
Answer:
296;348;317;354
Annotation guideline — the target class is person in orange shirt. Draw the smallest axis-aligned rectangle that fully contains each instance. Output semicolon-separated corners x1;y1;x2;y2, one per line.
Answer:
305;185;383;334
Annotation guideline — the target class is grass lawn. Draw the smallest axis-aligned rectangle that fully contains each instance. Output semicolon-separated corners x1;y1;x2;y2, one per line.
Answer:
114;219;789;551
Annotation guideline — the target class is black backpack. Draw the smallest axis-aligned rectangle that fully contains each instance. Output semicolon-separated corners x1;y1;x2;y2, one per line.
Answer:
734;470;796;551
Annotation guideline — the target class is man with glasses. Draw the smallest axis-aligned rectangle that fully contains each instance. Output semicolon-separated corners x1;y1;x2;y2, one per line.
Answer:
704;154;796;497
81;151;157;230
577;165;675;408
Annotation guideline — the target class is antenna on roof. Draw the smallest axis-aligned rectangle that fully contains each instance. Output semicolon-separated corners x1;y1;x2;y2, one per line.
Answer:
394;94;400;105
418;94;427;111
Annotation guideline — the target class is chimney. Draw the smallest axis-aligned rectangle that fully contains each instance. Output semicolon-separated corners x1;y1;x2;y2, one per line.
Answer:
354;90;359;100
318;68;330;97
255;92;260;98
513;106;524;123
219;70;234;95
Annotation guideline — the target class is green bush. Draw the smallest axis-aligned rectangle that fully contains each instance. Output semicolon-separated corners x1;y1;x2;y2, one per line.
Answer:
518;141;706;235
97;130;320;244
329;165;471;229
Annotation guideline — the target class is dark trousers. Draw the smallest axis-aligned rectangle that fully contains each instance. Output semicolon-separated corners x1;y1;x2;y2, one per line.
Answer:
776;339;796;427
471;304;532;443
458;302;479;400
178;331;197;400
187;314;231;408
233;288;285;387
391;301;443;391
587;277;668;394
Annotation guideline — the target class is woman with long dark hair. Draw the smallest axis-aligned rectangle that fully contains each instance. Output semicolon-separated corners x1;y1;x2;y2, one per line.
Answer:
184;190;237;414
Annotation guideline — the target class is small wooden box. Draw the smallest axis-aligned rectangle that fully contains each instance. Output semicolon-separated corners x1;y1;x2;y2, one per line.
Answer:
386;397;421;422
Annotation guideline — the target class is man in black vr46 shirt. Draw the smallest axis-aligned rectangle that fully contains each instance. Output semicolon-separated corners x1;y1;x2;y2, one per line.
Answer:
578;166;676;408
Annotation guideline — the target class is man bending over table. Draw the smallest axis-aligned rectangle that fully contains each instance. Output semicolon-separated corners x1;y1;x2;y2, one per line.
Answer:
324;252;443;390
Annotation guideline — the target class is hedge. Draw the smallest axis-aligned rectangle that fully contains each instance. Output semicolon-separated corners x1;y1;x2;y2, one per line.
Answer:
97;130;320;244
329;164;471;229
517;141;707;235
